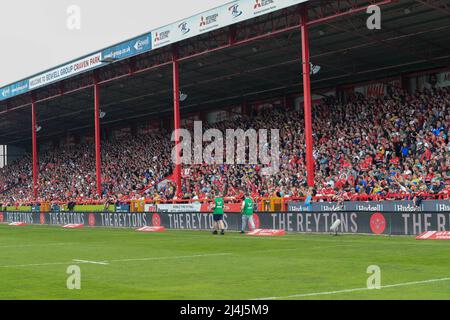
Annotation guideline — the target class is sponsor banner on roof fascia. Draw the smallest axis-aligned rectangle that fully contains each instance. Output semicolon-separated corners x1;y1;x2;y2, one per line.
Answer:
102;33;152;62
28;53;103;90
0;80;29;100
152;0;307;49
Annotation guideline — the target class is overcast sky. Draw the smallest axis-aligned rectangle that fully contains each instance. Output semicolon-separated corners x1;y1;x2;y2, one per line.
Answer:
0;0;230;87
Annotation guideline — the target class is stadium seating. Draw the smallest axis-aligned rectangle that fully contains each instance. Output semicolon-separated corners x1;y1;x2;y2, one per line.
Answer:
0;86;448;205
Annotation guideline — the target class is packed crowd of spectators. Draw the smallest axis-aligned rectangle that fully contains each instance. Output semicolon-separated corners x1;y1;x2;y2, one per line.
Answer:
0;86;449;206
182;87;449;202
1;133;173;205
0;155;31;195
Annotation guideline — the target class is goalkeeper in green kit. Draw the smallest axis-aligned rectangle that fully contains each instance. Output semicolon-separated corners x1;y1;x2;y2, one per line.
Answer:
241;192;256;234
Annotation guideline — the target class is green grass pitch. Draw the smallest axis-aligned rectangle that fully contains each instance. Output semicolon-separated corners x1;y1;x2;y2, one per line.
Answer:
0;224;449;300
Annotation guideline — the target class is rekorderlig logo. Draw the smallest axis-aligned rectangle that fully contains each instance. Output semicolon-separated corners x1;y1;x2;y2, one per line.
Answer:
253;0;275;14
229;4;243;18
199;13;219;32
154;30;170;44
178;21;190;35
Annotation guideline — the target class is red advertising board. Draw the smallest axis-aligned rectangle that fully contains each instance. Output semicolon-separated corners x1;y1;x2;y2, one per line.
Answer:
416;231;450;240
63;224;84;229
247;229;286;237
136;226;166;233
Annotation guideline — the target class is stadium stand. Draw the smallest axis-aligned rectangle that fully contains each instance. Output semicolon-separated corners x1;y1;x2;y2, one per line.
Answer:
0;85;448;206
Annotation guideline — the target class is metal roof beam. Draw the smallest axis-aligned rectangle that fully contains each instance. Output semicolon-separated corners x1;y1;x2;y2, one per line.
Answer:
307;0;396;26
323;17;448;69
415;0;450;15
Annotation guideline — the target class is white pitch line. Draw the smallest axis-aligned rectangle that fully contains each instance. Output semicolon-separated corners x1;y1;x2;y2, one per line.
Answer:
0;262;75;268
0;253;231;269
253;277;450;300
110;252;232;263
72;259;109;265
0;260;109;268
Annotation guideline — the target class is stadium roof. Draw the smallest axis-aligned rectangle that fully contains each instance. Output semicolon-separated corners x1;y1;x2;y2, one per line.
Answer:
0;0;449;147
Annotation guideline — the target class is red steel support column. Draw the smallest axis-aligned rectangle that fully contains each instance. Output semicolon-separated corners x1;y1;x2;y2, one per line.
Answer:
301;5;315;187
94;74;102;197
172;47;182;197
31;97;38;200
